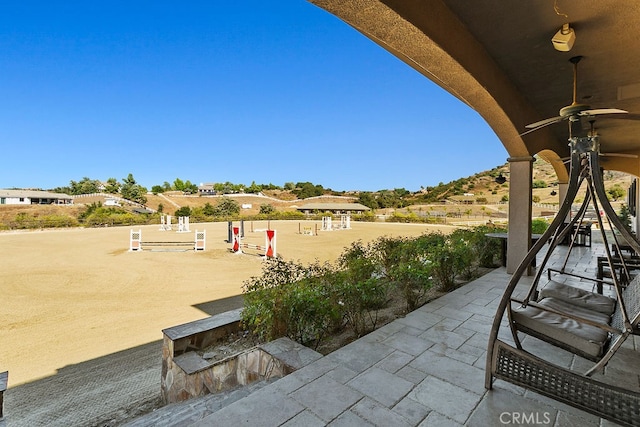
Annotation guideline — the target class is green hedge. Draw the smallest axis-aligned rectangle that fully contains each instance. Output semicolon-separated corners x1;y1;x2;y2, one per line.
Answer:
241;225;503;349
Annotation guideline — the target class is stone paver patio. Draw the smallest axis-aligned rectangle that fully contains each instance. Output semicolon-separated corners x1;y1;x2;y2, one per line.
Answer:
125;241;639;426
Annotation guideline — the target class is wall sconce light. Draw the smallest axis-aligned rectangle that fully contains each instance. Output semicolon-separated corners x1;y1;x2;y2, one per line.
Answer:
495;173;507;184
550;190;557;196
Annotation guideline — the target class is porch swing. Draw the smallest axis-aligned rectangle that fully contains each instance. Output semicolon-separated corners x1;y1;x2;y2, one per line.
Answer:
485;135;640;427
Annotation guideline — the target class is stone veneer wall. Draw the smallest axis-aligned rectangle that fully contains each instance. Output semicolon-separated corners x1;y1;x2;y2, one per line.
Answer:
0;371;7;420
161;309;322;404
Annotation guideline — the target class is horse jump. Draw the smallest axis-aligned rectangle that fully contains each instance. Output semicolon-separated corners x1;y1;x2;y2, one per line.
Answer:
130;229;206;252
177;216;190;233
160;215;190;232
230;227;276;258
321;215;351;231
159;215;172;231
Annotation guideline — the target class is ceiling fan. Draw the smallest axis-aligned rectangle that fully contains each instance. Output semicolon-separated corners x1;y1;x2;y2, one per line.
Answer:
520;56;628;136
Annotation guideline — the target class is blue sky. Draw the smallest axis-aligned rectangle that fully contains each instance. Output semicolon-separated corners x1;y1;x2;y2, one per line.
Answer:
1;1;507;192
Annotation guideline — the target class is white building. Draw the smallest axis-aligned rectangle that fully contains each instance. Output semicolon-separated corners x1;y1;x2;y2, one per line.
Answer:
0;189;73;205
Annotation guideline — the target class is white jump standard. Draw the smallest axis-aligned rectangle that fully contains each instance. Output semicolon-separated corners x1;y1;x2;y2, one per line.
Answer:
177;216;190;233
159;215;172;231
129;229;206;252
321;215;351;231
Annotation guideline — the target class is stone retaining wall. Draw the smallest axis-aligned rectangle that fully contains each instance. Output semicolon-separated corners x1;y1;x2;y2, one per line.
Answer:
161;310;321;404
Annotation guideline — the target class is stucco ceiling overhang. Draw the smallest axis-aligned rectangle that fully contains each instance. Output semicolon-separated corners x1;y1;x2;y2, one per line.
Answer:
309;0;640;181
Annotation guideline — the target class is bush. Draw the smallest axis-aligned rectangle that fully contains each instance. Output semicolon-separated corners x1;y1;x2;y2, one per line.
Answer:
241;258;339;349
10;212;79;229
531;218;549;234
336;241;388;335
467;224;506;268
280;274;341;348
242;229;499;350
419;233;460;292
449;228;478;279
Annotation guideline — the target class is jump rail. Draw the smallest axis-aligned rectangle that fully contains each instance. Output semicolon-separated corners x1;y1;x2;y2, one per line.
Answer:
129;229;205;252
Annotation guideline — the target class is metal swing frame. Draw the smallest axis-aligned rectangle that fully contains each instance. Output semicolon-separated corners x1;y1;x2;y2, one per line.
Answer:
485;135;640;427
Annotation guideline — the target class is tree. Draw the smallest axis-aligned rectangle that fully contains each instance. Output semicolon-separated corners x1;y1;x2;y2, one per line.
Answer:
248;181;262;194
202;202;216;216
182;180;198;194
608;185;626;201
69;177;101;195
618;204;632;231
259;204;275;214
214;197;240;216
358;192;378;209
174;206;192;217
104;178;120;194
120;173;148;205
293;182;324;199
173;178;185;192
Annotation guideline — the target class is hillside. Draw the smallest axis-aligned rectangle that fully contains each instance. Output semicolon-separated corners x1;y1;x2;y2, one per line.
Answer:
407;159;631;204
62;158;638;214
2;158;634;224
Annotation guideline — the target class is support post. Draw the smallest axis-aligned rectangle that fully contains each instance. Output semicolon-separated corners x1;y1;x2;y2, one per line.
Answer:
507;156;534;275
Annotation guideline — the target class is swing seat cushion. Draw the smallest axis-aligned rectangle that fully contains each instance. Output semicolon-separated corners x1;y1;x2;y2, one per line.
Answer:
511;297;611;359
539;280;616;315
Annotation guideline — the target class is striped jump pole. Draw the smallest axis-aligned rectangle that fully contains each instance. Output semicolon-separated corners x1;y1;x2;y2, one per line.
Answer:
232;226;242;253
265;229;276;258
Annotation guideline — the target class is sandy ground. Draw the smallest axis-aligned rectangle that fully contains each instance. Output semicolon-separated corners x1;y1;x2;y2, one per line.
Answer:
0;220;459;389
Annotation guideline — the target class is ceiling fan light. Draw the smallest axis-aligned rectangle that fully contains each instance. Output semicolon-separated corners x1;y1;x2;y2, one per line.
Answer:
552;23;576;52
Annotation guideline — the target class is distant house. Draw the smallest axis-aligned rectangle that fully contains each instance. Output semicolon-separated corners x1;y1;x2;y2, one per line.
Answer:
0;189;73;205
296;203;370;215
198;183;216;195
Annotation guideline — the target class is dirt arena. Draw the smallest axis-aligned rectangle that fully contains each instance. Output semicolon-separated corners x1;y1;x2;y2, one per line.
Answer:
0;220;459;388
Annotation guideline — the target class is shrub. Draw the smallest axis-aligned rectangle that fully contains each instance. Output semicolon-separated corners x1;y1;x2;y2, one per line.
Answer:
413;232;470;292
372;235;434;310
467;224;506;268
531;218;549;234
336;241;388;335
241;258;339;349
280;274;341;348
258;204;274;214
449;228;478;279
385;241;434;311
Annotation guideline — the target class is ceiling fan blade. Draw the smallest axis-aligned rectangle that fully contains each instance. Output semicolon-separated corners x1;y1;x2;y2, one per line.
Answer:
520;116;564;136
580;108;628;116
525;116;564;129
599;152;638;158
592;113;640;121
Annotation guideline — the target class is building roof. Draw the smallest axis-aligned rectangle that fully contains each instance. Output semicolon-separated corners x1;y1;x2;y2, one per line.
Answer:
297;203;371;211
0;189;73;199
